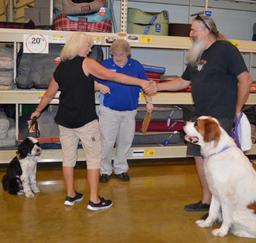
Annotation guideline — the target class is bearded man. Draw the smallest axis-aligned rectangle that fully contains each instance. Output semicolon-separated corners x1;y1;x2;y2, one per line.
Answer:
145;15;252;215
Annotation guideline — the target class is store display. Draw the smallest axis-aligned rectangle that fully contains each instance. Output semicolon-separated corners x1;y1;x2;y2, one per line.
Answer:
16;44;62;89
127;8;169;35
53;13;112;32
54;0;105;15
0;46;14;89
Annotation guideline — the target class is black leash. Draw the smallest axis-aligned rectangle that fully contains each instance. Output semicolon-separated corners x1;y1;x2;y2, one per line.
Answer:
27;117;40;138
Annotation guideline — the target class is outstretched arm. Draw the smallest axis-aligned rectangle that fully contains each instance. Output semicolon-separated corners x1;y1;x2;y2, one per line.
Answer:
144;77;191;95
236;71;252;117
84;58;149;90
31;78;59;119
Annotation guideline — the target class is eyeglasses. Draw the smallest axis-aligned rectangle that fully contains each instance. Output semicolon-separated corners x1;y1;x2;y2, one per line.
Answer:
195;15;211;32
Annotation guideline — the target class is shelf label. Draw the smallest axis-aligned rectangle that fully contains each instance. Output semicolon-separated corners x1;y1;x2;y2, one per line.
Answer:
51;34;65;44
93;36;104;45
144;149;156;157
132;149;156;157
139;36;153;44
23;34;49;54
139;92;145;102
229;40;240;47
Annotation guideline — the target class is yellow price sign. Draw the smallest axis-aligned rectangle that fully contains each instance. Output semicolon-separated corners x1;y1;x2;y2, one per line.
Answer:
51;34;65;44
139;92;146;102
140;36;153;44
144;149;156;157
229;40;240;47
93;36;104;45
36;92;45;98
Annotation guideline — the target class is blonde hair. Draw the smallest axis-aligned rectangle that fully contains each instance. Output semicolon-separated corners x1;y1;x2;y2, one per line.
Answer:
60;32;93;61
111;39;131;56
194;15;226;40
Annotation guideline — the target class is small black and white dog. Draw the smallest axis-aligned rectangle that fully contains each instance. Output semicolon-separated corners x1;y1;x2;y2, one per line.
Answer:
2;137;42;197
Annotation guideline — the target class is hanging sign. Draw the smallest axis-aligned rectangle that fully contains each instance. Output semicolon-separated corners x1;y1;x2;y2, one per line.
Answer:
23;34;49;54
204;10;212;17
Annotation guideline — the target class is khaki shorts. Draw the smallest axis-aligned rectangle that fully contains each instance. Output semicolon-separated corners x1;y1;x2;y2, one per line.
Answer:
187;118;233;157
59;120;101;169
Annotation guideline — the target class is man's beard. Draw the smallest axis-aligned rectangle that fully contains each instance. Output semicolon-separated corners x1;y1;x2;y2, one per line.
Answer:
186;39;205;65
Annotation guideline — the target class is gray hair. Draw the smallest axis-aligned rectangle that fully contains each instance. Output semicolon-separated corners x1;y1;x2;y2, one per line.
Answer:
194;15;225;40
111;39;131;56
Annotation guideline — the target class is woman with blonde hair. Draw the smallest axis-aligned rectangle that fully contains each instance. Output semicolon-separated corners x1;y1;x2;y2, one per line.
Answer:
31;32;154;211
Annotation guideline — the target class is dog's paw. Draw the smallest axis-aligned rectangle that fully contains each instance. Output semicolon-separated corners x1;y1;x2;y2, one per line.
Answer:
196;219;212;228
32;186;40;193
17;190;24;196
25;192;34;198
212;228;228;237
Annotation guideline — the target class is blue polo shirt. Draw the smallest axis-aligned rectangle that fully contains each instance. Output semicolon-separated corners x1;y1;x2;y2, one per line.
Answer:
97;57;147;111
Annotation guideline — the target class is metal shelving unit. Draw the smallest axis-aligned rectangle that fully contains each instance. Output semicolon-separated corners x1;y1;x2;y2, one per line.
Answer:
0;25;256;163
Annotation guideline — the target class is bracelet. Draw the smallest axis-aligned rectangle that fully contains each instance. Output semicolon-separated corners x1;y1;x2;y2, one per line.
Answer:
146;101;152;104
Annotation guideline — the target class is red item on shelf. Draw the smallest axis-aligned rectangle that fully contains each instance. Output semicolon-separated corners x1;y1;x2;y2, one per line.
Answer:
136;120;185;132
250;83;256;93
146;72;161;79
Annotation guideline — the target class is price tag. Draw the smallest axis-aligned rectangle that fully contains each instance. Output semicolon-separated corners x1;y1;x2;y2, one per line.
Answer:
93;36;104;45
140;36;152;44
144;149;156;157
23;34;49;54
139;92;146;102
51;34;65;44
229;40;240;47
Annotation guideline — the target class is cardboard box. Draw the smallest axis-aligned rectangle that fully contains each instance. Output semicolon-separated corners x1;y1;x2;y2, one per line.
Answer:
39;8;52;26
35;0;52;9
24;8;40;25
168;23;191;37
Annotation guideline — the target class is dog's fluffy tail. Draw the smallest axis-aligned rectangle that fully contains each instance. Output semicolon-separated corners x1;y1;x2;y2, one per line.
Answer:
248;202;256;214
2;174;8;191
2;175;22;195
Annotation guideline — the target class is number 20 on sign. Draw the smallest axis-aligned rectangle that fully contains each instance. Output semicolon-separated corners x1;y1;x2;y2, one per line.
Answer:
23;34;49;54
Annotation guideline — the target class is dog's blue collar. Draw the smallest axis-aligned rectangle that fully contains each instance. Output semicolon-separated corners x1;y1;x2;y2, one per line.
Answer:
205;145;234;159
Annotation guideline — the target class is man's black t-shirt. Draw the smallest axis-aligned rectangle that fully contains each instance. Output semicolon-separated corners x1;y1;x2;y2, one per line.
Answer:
182;40;248;118
53;56;98;128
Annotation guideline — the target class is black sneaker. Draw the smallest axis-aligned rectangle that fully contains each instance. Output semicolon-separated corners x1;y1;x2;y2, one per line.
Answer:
87;196;112;211
99;174;111;183
115;172;130;181
184;201;210;212
64;192;84;206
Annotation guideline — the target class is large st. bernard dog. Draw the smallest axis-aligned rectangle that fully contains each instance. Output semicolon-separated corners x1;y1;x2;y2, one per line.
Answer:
183;116;256;238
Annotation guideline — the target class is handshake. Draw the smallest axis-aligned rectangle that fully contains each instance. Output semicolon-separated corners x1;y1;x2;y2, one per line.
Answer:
142;80;158;95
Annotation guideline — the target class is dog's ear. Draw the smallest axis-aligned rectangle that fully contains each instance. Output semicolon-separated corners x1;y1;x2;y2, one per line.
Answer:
203;119;221;143
247;202;256;214
17;138;32;159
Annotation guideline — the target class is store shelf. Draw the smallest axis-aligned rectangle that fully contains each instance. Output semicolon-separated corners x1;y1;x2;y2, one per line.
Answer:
1;144;256;164
1;90;256;105
0;28;256;52
0;27;256;163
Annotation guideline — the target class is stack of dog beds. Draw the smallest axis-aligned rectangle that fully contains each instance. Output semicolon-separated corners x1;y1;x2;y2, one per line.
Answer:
53;0;112;32
16;44;62;89
134;105;185;146
0;46;14;90
16;45;103;89
143;64;166;83
0;110;16;147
